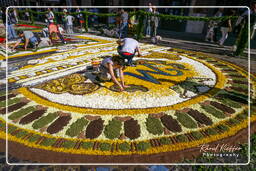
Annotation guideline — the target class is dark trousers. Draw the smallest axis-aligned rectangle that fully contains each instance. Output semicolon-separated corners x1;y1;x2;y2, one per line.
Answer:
117;46;135;65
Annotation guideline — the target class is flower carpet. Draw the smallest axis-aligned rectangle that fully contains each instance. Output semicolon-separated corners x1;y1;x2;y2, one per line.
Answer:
0;34;256;163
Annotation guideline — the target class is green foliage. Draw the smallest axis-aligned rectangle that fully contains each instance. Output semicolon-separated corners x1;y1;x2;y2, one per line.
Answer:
136;11;145;40
40;138;56;146
201;105;226;119
0;98;20;107
28;134;41;142
219;98;242;108
175;112;197;129
7;126;17;133
104;119;122;139
136;142;151;151
176;135;188;142
234;22;248;56
32;112;58;129
191;131;204;140
138;10;238;22
19;9;236;22
99;142;112;151
146;117;164;135
236;113;248;121
65;118;89;137
232;84;248;90
159;137;171;145
228;118;241;126
0;91;6;96
206;128;218;135
119;142;131;152
8;106;35;120
217;125;229;132
81;142;94;149
62;140;76;149
82;13;88;32
15;131;27;138
231;77;248;82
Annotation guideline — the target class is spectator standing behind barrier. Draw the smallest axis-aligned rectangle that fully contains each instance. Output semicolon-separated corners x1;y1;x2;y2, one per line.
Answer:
212;8;224;42
119;9;129;38
76;8;84;30
145;3;153;37
47;8;55;24
250;3;256;40
205;9;223;42
7;9;18;40
25;9;30;22
65;12;75;34
151;6;159;37
1;7;6;25
218;9;235;47
62;9;68;31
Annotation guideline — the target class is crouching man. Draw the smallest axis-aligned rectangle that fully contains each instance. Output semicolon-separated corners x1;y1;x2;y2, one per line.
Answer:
96;56;129;92
12;30;39;50
117;38;142;66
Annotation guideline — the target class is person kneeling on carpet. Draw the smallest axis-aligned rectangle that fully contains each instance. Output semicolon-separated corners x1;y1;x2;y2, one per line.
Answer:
117;38;142;66
12;30;39;50
96;56;129;92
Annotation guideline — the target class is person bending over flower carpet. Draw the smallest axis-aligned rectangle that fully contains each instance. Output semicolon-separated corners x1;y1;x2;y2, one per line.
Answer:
96;56;129;92
12;30;39;50
117;38;142;66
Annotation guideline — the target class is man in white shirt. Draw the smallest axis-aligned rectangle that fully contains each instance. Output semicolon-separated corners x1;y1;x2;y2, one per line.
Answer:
117;38;142;66
65;12;75;34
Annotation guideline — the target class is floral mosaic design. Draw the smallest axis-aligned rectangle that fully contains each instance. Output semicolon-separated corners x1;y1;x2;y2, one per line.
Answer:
1;35;255;159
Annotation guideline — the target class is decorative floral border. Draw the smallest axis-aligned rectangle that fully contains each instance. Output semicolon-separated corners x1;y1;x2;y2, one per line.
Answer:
1;36;255;156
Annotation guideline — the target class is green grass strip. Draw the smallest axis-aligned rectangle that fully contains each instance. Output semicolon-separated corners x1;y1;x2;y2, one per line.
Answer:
175;112;197;129
201;105;226;119
32;112;58;129
104;119;122;139
65;118;89;137
0;98;21;107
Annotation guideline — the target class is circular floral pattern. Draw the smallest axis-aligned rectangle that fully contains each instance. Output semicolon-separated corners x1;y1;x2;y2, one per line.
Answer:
1;35;255;161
